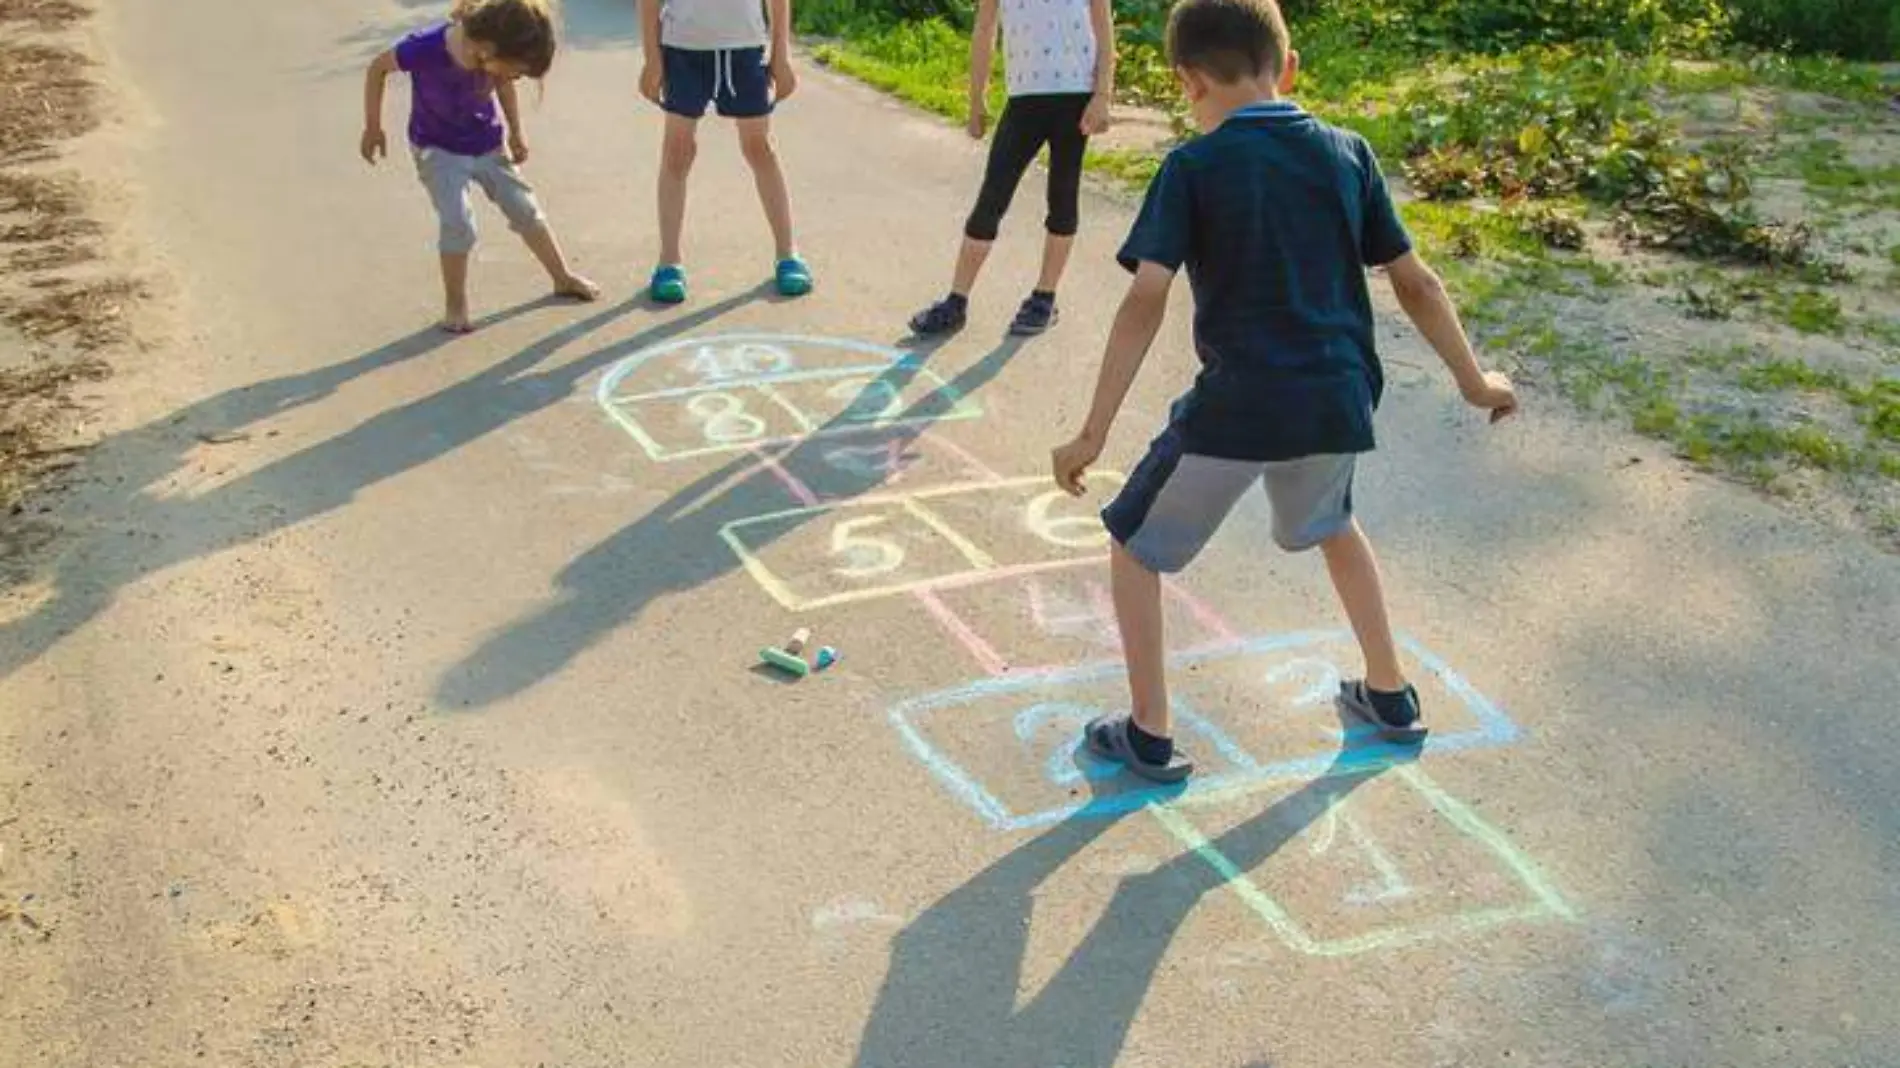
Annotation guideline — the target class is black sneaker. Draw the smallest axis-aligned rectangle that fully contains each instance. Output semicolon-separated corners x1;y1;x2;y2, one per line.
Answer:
908;295;967;337
1009;292;1058;336
1337;680;1428;744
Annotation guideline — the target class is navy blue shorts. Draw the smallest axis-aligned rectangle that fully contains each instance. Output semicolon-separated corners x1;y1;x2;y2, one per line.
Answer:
661;46;773;119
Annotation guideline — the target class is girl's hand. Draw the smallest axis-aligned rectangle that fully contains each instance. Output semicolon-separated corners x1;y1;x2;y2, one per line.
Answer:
508;133;529;164
1081;95;1111;136
770;57;798;102
639;62;664;106
967;99;988;139
360;127;387;164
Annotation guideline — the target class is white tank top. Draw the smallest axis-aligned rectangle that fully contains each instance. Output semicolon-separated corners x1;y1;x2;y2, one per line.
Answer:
1001;0;1098;98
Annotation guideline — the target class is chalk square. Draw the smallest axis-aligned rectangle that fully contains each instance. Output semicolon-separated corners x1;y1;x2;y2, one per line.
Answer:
914;473;1126;572
769;430;999;503
767;367;982;432
606;384;813;461
721;493;990;611
1176;631;1517;769
921;572;1235;675
1150;765;1575;956
887;632;1522;830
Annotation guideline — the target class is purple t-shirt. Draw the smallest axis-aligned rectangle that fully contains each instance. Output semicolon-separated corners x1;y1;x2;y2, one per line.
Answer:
394;23;504;157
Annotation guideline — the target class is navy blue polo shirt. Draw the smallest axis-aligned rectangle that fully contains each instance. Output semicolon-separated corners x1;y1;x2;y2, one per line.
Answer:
1117;99;1413;461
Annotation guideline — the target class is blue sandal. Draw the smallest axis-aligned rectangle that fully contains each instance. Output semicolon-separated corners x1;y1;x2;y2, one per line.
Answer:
650;264;687;305
775;256;813;298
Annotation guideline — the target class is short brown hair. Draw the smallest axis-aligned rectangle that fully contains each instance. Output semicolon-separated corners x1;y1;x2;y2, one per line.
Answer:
457;0;558;78
1165;0;1290;84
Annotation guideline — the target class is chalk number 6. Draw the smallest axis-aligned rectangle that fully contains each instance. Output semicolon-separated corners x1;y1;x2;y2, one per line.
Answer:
1025;490;1107;549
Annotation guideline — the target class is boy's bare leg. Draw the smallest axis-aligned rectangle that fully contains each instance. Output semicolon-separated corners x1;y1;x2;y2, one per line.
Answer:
519;221;599;300
1319;519;1406;691
950;235;993;297
1035;232;1075;293
439;252;472;333
737;118;795;260
658;114;699;265
1110;541;1171;737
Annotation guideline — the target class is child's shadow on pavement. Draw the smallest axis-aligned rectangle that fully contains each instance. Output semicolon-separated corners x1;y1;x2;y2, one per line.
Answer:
851;726;1416;1068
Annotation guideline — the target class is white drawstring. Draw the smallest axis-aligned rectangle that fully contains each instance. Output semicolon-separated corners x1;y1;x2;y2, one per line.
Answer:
711;48;732;102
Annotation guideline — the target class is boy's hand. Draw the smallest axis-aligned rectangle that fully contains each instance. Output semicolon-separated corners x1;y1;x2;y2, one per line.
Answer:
1051;432;1102;496
1081;95;1111;135
770;57;798;102
1463;370;1519;423
508;132;529;164
360;127;387;164
967;99;988;139
639;62;664;106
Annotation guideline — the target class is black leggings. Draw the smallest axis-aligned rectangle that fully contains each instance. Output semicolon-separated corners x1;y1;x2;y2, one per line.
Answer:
964;93;1091;242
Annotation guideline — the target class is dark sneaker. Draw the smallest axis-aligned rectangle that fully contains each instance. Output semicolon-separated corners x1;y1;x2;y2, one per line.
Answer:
1009;292;1058;336
908;295;967;337
1337;680;1428;744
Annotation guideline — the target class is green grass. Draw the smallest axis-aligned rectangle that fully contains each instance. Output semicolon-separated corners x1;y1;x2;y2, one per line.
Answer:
1400;201;1549;260
1739;357;1851;392
1665;53;1890;103
1777;289;1847;334
1083;147;1162;188
1781;139;1900;209
810;20;1001;125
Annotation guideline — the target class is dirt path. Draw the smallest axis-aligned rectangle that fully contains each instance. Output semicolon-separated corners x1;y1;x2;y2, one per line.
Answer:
3;1;1899;1066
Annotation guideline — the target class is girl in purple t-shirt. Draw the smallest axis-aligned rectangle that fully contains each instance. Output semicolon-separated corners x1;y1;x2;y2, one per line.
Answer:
362;0;597;333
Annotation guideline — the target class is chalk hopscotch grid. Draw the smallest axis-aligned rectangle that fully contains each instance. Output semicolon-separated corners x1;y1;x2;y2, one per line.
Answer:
595;333;985;463
718;475;1128;612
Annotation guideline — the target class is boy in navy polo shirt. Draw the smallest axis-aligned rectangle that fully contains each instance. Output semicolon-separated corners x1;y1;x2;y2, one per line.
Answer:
1050;0;1519;782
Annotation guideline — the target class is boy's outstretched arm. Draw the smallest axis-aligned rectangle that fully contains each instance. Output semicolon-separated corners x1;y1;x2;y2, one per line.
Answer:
967;0;999;138
1383;251;1518;422
361;49;398;163
1053;261;1175;495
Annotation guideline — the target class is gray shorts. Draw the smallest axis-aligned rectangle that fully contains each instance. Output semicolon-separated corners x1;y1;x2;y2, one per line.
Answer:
412;146;545;255
1102;425;1357;573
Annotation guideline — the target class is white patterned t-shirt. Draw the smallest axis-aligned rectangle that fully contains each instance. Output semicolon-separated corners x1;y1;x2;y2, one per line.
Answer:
1001;0;1098;98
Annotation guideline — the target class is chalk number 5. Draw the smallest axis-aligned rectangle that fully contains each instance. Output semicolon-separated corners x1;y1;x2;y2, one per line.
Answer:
830;515;905;577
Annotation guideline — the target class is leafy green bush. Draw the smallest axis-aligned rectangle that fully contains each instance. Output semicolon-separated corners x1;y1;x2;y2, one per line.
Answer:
1279;0;1728;54
1725;0;1900;60
1388;48;1830;266
796;0;972;36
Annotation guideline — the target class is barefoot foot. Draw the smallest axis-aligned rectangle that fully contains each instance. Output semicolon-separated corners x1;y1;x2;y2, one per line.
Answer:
441;307;474;334
553;273;600;302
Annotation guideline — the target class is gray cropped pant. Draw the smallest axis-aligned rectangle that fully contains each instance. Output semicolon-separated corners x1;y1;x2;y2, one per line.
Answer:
412;146;545;255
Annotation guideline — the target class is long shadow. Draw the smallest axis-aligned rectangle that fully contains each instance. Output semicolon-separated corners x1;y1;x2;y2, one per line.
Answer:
853;738;1407;1068
435;336;1029;708
0;290;762;680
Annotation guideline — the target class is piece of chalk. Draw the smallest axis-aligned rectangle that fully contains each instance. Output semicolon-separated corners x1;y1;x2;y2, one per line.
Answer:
785;627;811;655
760;646;810;677
815;646;838;670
